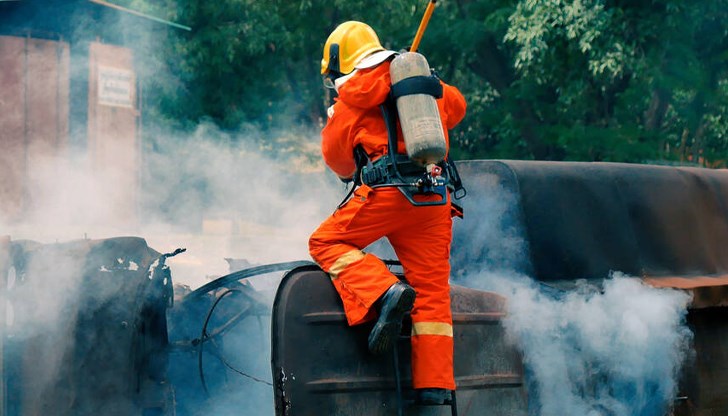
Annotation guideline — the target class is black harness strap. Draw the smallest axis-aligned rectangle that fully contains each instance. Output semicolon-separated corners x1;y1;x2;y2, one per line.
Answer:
381;97;402;178
390;75;443;100
375;98;451;207
336;145;370;210
337;73;466;210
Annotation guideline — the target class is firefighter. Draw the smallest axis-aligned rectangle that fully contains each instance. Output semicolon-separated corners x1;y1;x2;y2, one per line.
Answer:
308;21;466;405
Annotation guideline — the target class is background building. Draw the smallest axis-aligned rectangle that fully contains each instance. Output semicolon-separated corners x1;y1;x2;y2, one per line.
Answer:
0;0;187;226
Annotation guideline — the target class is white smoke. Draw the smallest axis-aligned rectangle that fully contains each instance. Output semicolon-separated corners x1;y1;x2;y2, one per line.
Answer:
1;118;342;416
3;243;86;414
138;122;340;287
474;271;693;416
0;6;344;416
2;122;340;287
1;104;696;416
454;172;693;416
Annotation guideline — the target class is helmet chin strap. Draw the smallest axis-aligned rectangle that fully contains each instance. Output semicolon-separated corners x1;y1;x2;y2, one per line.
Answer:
327;44;342;77
323;43;344;90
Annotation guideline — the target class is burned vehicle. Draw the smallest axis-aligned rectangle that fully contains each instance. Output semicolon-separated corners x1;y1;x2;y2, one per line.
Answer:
2;160;728;415
0;237;177;415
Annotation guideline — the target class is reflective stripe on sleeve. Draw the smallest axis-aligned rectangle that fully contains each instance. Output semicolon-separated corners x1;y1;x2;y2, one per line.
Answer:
411;322;453;337
328;249;366;279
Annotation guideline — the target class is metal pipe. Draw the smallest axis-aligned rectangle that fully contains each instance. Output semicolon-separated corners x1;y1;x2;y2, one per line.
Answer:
87;0;191;31
56;40;62;152
0;235;9;416
410;0;437;52
22;34;29;217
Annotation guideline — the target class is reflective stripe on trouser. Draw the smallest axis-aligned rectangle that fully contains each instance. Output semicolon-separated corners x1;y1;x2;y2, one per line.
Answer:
308;184;455;390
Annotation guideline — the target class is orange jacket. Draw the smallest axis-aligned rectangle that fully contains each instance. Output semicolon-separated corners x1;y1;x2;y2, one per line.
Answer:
321;60;467;180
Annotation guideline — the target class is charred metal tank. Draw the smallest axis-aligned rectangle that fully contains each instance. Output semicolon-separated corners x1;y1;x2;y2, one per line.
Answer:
451;160;728;415
1;237;175;416
452;160;728;284
271;265;526;416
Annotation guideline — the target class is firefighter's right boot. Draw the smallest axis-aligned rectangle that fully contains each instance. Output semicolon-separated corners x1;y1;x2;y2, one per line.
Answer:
368;281;416;355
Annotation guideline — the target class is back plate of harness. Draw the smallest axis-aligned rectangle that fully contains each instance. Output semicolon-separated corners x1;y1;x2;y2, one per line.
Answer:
355;80;466;207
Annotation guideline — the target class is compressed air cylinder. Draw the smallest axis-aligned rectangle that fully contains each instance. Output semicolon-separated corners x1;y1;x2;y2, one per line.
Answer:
390;52;447;166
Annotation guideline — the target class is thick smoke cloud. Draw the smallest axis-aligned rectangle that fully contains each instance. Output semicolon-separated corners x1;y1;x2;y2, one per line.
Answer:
2;94;696;416
453;173;693;416
139;123;340;286
0;5;348;416
484;272;691;416
2;122;340;286
2;125;341;415
0;7;346;415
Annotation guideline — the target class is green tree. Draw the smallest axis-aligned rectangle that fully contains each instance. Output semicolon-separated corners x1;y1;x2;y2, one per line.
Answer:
118;0;728;166
446;0;728;164
126;1;424;129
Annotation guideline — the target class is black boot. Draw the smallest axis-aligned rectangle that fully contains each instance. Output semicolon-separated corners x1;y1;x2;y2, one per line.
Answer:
416;388;452;405
367;281;415;355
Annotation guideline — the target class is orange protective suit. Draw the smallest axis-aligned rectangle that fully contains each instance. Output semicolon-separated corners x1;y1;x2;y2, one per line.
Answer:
308;59;466;390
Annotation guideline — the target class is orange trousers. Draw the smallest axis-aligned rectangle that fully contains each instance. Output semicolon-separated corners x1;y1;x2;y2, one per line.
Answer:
309;184;455;390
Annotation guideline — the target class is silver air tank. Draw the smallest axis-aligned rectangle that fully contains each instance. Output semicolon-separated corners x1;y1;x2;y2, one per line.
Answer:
389;52;447;166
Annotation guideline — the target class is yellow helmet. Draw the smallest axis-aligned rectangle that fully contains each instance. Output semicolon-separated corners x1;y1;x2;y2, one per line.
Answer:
321;21;384;76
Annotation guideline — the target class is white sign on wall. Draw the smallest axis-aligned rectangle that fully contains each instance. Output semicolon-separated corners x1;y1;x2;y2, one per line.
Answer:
98;66;134;108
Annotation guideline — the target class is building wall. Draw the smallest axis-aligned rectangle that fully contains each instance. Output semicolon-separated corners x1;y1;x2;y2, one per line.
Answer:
88;41;139;226
0;37;138;226
0;36;69;221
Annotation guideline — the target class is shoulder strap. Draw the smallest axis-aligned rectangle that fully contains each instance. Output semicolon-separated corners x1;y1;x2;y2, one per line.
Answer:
379;96;405;179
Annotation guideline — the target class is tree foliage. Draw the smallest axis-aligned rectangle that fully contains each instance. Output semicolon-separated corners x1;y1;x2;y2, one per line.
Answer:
121;0;728;166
